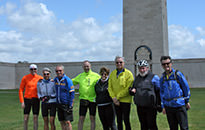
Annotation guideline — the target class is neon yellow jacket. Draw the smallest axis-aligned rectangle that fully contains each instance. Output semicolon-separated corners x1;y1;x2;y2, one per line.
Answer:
108;68;134;103
72;70;100;102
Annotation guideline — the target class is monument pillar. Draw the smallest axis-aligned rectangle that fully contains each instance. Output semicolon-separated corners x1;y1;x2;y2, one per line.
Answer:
123;0;169;76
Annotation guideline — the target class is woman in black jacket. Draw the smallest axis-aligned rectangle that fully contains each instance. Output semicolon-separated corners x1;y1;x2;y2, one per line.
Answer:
95;67;117;130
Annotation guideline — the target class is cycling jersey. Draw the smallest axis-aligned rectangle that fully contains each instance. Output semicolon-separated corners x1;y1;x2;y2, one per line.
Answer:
72;70;100;102
19;73;43;103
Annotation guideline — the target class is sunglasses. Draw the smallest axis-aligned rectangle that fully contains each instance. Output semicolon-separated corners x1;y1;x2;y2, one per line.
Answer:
116;61;123;64
56;70;62;72
161;62;171;66
30;68;37;70
101;73;108;76
44;73;50;76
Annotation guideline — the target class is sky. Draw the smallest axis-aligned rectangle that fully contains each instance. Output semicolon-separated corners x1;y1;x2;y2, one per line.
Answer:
0;0;205;63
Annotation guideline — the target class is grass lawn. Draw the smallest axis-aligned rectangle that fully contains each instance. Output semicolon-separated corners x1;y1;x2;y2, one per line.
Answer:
0;88;204;130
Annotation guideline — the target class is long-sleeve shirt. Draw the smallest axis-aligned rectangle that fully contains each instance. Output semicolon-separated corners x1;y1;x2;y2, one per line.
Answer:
72;70;100;102
108;68;134;103
54;74;75;106
160;68;191;108
19;73;43;103
37;79;56;103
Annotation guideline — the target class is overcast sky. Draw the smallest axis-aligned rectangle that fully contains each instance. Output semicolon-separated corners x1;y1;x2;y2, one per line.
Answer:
0;0;205;63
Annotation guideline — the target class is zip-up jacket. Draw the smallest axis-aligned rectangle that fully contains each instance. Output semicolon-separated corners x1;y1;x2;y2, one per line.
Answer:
160;68;191;108
95;78;113;105
72;70;100;102
37;79;56;103
132;71;160;107
19;74;43;103
108;68;134;103
54;74;75;106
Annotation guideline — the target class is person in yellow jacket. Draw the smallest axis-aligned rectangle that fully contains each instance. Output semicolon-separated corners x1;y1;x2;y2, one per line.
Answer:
72;60;100;130
108;56;134;130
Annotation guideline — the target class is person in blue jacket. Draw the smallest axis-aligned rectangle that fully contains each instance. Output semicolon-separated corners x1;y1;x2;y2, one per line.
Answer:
37;67;56;130
54;65;75;130
160;56;191;130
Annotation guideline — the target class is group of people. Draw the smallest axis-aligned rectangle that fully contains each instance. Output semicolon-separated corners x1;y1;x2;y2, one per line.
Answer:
19;55;191;130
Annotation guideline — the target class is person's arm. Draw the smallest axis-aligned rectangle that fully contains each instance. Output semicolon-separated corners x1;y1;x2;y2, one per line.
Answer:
19;76;26;108
129;77;137;95
152;75;160;91
72;74;80;86
37;82;43;99
177;71;191;109
160;78;166;114
116;72;134;100
50;81;56;98
108;75;116;98
67;78;75;107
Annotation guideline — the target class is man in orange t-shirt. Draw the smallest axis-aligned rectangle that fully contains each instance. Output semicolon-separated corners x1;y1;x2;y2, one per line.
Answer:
19;64;43;130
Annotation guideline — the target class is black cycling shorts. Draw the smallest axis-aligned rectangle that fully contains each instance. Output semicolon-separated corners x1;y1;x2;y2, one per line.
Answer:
57;105;73;122
24;98;40;115
79;99;96;116
41;103;56;117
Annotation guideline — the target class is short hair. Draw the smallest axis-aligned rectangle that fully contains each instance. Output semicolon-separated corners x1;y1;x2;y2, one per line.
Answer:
56;65;64;70
99;67;110;75
160;56;172;62
115;56;125;62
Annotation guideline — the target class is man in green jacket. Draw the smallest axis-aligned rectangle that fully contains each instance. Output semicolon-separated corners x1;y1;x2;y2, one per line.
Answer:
72;60;100;130
108;56;134;130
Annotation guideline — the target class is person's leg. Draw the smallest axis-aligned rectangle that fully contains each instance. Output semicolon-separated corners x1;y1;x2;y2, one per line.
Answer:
104;104;115;130
32;98;40;130
89;102;96;130
60;121;67;130
42;103;49;130
114;104;123;130
66;121;72;130
176;106;188;130
90;115;96;130
121;103;131;130
98;106;109;130
33;114;39;130
78;102;88;130
58;105;66;130
137;106;148;130
24;114;29;130
50;116;56;130
43;117;49;130
50;103;56;130
145;107;158;130
23;98;32;130
165;107;178;130
111;103;117;130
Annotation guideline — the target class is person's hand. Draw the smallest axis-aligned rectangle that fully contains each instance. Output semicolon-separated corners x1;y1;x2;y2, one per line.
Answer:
112;97;120;106
112;97;118;103
115;101;120;106
131;88;136;93
21;102;25;109
162;108;166;115
186;103;191;110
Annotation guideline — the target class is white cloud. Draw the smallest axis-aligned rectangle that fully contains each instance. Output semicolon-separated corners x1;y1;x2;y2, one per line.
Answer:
2;1;204;63
196;27;205;36
169;25;205;59
0;1;122;63
197;39;205;46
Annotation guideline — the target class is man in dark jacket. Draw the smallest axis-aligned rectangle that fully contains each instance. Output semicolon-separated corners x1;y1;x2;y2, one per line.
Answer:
130;60;160;130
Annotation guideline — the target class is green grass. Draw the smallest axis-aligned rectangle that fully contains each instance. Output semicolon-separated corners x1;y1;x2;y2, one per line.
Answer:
0;88;204;130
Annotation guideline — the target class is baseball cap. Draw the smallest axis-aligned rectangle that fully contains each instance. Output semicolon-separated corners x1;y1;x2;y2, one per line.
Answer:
42;67;51;73
29;64;37;69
